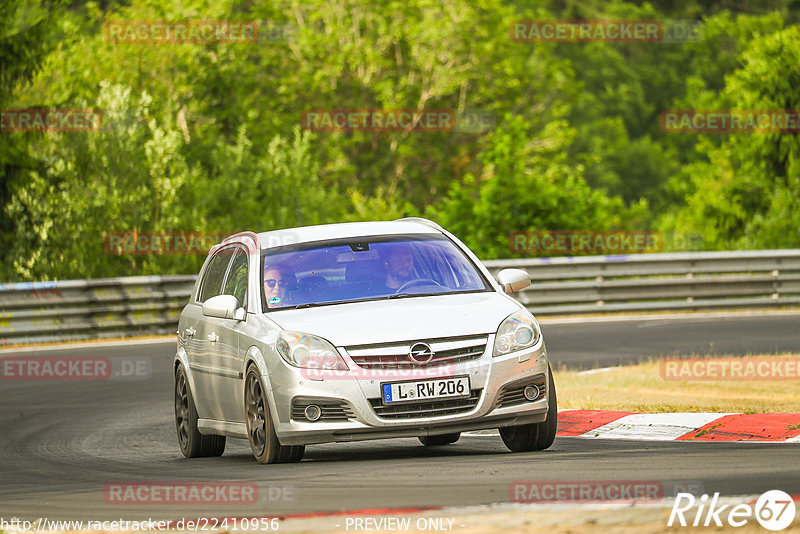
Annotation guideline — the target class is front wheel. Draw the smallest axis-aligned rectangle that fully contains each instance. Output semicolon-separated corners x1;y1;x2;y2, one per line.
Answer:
174;367;226;458
500;366;558;452
419;432;461;446
244;366;303;464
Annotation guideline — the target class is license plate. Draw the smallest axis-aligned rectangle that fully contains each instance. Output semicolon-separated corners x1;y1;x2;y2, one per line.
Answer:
381;376;470;404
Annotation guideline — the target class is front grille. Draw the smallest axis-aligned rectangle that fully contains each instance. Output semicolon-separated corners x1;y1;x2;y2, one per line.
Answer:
291;399;355;422
346;336;488;370
369;389;482;420
495;374;547;409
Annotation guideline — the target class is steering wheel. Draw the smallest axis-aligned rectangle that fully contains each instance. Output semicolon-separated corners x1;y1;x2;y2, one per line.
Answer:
394;278;445;294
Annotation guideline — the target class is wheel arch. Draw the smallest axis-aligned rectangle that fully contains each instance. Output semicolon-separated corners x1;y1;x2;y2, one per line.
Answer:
243;345;281;426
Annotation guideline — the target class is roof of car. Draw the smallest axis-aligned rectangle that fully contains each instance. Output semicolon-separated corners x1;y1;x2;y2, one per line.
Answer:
254;219;443;250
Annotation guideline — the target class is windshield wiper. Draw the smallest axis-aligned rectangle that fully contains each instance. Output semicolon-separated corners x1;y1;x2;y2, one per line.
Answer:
385;292;451;300
283;291;453;310
293;301;340;309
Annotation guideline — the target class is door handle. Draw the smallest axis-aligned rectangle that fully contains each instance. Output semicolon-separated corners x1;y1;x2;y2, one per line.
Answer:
185;327;196;338
207;332;219;343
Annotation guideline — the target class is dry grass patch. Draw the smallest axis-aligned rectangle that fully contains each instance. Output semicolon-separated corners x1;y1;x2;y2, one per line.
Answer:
554;353;800;413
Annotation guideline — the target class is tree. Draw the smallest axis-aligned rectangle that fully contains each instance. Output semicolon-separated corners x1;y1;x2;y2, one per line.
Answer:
0;0;64;280
427;114;632;258
661;25;800;250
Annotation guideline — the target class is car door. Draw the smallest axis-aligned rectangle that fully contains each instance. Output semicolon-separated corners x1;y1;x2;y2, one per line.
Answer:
215;246;250;422
188;247;235;421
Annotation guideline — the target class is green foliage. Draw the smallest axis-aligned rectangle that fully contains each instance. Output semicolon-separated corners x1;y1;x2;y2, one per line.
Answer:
660;24;800;250
203;125;339;230
0;0;63;102
0;0;64;276
1;0;798;281
427;114;631;258
4;82;203;279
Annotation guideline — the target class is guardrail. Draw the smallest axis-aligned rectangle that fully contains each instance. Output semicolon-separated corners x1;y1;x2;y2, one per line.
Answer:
1;250;799;346
484;249;800;315
0;276;195;346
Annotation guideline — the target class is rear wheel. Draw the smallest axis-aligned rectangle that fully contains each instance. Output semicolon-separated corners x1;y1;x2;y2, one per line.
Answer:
174;367;226;458
244;366;300;463
419;432;461;446
500;366;557;452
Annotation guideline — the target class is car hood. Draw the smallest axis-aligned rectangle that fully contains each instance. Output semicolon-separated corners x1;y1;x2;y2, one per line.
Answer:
266;292;522;346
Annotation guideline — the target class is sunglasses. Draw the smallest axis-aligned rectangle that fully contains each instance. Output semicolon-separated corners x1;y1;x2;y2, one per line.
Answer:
264;279;288;288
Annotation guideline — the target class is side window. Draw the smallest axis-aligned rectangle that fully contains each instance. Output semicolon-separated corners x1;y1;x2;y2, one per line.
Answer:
198;251;232;303
222;248;248;308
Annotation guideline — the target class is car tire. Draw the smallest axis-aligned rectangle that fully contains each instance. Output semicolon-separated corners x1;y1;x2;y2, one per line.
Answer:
244;365;295;464
289;445;306;462
419;432;461;446
278;445;306;463
174;367;226;458
499;366;558;452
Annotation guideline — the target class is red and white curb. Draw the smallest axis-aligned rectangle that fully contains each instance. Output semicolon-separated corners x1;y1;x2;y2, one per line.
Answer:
467;410;800;442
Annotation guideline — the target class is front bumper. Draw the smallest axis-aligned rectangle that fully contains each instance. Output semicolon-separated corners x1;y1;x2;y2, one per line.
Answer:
264;335;551;445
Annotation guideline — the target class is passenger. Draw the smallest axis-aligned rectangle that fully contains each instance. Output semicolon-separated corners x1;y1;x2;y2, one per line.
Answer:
263;264;293;308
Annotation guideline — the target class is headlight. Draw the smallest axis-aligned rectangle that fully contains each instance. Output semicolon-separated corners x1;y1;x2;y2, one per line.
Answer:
493;310;541;356
276;331;349;370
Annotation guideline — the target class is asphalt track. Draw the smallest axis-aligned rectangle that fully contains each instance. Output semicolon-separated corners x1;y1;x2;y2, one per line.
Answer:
0;313;798;521
544;311;800;369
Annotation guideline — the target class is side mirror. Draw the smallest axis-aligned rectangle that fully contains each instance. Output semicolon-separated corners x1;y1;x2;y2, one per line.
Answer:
202;294;246;321
497;268;531;294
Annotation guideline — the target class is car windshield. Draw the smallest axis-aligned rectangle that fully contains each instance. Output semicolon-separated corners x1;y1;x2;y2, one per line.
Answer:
260;234;490;311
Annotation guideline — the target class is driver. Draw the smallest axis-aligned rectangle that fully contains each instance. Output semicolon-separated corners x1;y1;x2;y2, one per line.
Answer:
382;244;414;290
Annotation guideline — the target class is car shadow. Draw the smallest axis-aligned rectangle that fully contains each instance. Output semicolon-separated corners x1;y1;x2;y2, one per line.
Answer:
212;436;510;465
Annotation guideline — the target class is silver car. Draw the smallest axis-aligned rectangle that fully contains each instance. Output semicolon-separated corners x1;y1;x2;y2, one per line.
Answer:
174;218;557;463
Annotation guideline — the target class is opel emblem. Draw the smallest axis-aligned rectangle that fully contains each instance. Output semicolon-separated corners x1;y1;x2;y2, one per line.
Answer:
408;342;434;365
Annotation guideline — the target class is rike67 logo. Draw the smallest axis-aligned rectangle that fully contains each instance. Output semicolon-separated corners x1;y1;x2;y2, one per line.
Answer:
669;490;796;531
